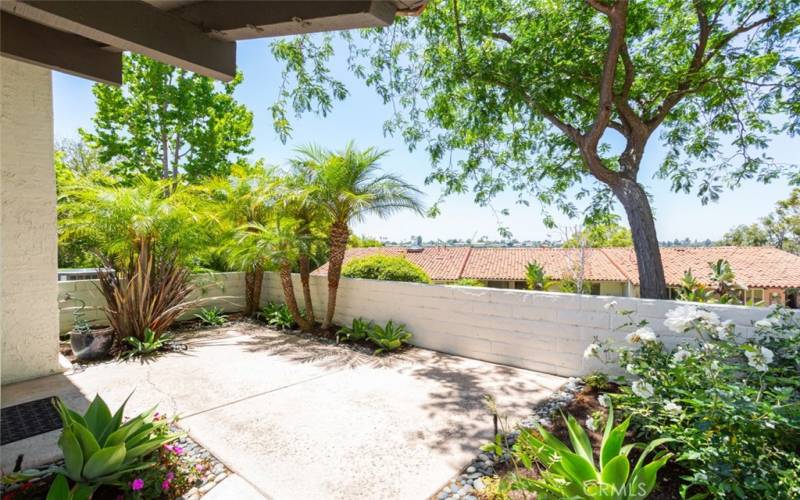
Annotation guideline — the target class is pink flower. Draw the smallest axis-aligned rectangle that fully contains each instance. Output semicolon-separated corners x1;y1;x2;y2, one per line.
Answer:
131;478;144;491
164;444;184;455
166;471;175;481
195;464;204;472
161;480;171;491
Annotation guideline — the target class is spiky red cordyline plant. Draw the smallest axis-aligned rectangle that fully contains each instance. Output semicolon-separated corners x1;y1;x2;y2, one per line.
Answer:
96;240;195;351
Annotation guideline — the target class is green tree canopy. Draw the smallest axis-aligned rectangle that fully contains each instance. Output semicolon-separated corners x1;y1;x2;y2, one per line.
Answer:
270;0;799;298
720;188;800;253
82;54;254;182
564;221;633;248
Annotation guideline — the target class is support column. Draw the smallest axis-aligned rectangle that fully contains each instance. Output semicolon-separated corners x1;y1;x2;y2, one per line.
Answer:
1;56;63;384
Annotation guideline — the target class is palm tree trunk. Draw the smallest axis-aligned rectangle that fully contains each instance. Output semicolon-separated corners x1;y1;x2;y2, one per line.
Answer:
298;253;315;325
244;267;263;317
279;261;311;331
322;221;349;330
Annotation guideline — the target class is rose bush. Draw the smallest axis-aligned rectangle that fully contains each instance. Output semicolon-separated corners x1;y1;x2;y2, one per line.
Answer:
587;305;800;498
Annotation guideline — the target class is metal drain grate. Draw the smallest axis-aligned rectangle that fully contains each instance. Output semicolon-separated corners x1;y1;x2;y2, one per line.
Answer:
1;397;63;445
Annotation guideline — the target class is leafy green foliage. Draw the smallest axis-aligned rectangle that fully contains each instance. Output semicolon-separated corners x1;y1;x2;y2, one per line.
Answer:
675;269;713;303
48;393;179;497
58;175;208;270
342;254;431;283
564;221;633;248
337;317;373;343
721;188;800;254
82;53;253;181
347;234;384;247
510;402;672;499
261;303;296;330
367;320;412;354
194;307;228;326
124;328;172;358
590;307;800;498
525;261;557;291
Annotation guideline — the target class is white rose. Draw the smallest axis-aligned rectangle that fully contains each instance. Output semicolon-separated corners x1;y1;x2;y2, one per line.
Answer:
664;401;682;414
583;343;601;359
631;380;654;399
755;319;773;329
626;327;658;345
672;349;690;363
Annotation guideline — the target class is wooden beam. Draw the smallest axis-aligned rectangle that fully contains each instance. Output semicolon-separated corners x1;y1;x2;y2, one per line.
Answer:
4;0;236;81
172;1;397;40
0;11;121;85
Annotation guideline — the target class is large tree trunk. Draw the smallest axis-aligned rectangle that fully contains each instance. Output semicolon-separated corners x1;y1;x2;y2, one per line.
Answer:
611;178;668;299
279;261;312;331
244;267;263;317
298;253;315;325
322;221;349;330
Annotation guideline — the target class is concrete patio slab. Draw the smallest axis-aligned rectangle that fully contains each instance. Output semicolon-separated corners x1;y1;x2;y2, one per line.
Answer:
1;324;566;498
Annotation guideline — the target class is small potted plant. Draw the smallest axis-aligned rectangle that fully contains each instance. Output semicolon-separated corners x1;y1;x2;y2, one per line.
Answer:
65;294;113;361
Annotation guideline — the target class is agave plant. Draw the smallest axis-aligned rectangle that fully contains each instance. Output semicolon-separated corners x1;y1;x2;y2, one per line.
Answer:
261;302;296;330
511;402;672;499
367;320;412;354
124;328;172;358
48;394;180;498
194;306;228;326
337;317;373;343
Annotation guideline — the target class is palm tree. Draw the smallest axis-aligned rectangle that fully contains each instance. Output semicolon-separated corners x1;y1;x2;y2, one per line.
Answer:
235;219;312;331
59;175;206;345
291;142;424;330
197;162;279;316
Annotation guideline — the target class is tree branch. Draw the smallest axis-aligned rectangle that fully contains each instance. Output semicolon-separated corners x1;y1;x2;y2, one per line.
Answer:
490;32;514;44
646;3;775;131
585;0;628;149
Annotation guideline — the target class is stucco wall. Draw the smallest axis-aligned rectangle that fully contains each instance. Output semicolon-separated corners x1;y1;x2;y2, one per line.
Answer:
1;57;62;384
58;271;772;378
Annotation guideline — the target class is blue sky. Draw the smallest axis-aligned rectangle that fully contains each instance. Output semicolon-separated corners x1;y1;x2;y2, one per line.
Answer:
53;38;795;243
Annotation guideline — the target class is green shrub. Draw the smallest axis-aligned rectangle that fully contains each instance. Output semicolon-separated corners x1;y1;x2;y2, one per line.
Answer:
48;394;180;497
337;317;373;343
508;402;672;499
367;320;412;354
194;306;228;326
342;255;431;283
587;305;800;498
261;302;295;330
451;278;485;287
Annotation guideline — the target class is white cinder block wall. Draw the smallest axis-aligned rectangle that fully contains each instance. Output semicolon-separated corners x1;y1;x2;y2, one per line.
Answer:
1;57;62;384
57;272;248;333
260;274;771;377
59;272;772;378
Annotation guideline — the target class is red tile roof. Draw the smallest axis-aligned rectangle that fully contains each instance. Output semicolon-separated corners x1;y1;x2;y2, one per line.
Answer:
600;246;800;289
313;246;800;289
461;247;628;281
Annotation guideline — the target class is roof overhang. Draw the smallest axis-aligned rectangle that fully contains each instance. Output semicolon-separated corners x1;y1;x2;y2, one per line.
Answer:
0;0;426;85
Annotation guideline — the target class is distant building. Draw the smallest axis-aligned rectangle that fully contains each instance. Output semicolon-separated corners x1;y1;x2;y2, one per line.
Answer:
313;246;800;307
